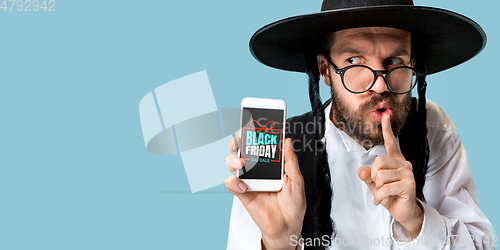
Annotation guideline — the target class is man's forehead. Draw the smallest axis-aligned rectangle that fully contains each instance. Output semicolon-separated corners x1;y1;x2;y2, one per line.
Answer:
328;27;412;55
334;27;411;38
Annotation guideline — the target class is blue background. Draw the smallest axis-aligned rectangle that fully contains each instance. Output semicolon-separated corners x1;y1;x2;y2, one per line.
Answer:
0;0;498;249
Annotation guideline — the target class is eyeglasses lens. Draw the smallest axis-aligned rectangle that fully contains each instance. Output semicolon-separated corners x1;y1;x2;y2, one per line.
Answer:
343;67;417;93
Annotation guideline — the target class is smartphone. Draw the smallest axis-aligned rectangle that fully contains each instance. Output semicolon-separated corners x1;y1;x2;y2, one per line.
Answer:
236;97;286;191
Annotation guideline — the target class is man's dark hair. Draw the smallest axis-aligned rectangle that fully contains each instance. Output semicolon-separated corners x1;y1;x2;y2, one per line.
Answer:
305;32;430;242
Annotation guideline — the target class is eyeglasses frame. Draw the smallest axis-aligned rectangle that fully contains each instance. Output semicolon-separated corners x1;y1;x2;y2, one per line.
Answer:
326;58;424;94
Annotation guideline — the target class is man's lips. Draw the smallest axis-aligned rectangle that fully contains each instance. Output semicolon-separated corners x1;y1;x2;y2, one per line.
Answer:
368;102;393;122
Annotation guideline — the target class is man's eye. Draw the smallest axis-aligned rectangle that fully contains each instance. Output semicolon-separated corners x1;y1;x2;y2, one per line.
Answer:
386;58;403;66
347;57;362;64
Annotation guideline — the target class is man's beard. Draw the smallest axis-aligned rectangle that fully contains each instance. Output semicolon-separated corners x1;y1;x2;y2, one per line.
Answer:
330;86;412;149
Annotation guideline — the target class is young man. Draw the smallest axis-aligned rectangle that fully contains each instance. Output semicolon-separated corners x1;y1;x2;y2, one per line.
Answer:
225;0;495;249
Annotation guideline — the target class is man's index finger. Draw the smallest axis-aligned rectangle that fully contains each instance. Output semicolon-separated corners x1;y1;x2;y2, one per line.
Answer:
382;114;403;159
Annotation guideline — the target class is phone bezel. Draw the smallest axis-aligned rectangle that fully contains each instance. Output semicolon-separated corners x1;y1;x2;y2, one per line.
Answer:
237;97;286;192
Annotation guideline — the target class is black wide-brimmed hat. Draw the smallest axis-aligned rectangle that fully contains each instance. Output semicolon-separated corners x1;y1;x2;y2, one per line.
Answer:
249;0;486;75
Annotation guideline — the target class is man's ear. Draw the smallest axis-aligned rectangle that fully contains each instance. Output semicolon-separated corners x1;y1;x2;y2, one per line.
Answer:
317;54;331;86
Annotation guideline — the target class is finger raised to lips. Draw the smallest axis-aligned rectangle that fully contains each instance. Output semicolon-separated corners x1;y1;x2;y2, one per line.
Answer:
382;113;404;160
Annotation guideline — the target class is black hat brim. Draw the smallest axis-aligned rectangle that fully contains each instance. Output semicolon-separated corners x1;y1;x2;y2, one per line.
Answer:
249;5;486;75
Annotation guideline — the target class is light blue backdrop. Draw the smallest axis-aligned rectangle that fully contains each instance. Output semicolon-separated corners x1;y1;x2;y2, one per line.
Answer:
0;0;498;249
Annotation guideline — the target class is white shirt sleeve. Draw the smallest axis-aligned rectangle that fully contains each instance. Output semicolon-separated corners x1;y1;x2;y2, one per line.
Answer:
390;101;496;249
227;196;263;250
226;196;305;250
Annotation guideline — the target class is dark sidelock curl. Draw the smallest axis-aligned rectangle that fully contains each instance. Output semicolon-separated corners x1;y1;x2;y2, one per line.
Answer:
306;57;335;242
399;69;430;204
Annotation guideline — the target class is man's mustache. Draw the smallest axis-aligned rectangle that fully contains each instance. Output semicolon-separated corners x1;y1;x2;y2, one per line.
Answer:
360;93;400;111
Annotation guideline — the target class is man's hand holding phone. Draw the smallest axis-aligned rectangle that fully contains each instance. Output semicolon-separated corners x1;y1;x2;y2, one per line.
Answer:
225;137;306;250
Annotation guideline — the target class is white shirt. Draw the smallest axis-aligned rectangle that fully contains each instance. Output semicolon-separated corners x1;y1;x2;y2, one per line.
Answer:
227;100;496;250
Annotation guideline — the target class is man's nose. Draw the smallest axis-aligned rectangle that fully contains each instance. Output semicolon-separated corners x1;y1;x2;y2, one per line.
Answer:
369;73;390;94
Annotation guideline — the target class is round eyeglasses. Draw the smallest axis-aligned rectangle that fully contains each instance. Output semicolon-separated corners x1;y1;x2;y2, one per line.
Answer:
327;59;424;94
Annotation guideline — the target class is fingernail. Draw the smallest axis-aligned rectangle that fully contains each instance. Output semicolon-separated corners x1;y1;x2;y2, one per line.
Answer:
359;168;366;176
284;138;290;151
233;157;241;165
239;182;247;191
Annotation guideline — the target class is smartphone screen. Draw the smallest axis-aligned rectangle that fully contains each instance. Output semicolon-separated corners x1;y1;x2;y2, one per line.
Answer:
239;107;284;180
